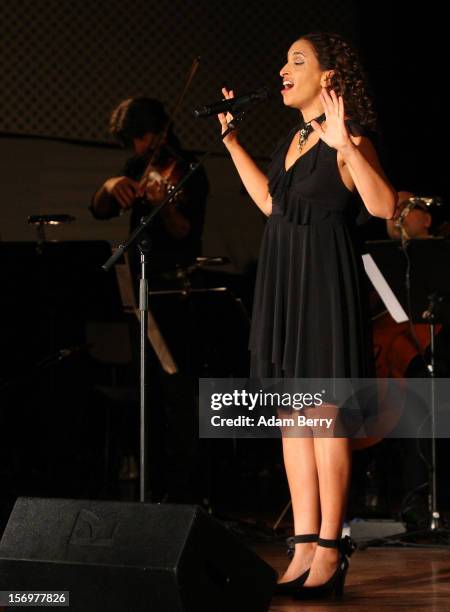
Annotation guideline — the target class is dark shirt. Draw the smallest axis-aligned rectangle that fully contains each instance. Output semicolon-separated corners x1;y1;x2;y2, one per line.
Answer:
90;146;209;276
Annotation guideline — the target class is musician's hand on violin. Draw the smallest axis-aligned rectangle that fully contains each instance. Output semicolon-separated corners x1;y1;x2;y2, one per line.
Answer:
104;176;139;210
218;87;239;151
143;178;168;204
135;170;169;205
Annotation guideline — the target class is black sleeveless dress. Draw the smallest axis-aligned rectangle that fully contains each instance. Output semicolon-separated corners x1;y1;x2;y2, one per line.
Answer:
249;119;375;379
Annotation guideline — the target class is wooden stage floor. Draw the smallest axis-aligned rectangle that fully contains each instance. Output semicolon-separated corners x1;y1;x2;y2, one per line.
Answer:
0;542;448;611
255;544;450;611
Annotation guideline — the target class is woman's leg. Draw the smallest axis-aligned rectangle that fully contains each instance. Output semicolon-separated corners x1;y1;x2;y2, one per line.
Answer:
278;435;321;582
303;435;352;586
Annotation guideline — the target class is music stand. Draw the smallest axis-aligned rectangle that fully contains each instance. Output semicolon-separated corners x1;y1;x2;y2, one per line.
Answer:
361;238;450;548
364;239;450;325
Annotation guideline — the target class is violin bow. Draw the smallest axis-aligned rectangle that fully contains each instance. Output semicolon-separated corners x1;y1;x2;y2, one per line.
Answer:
140;56;201;188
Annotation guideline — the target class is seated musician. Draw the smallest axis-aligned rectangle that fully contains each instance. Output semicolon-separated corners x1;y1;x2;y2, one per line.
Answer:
90;97;209;279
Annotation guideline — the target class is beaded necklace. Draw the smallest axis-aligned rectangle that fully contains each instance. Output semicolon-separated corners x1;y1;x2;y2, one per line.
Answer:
297;112;326;152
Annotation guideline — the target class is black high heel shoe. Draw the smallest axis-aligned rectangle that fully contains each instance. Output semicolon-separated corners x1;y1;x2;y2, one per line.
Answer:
293;535;357;600
274;533;318;596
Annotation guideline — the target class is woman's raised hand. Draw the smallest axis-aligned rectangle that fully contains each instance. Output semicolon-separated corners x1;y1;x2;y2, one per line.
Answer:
311;88;352;152
217;87;239;150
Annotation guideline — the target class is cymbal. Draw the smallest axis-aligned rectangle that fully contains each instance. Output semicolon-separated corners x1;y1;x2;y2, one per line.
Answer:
27;214;76;225
397;196;448;228
398;196;444;211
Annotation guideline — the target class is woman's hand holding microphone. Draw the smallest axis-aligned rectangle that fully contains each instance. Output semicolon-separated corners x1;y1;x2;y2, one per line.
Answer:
216;86;272;215
217;87;239;151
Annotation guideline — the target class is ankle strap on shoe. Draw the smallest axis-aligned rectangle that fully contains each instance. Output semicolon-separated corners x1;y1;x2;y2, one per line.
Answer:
286;533;318;557
317;535;357;557
317;537;340;548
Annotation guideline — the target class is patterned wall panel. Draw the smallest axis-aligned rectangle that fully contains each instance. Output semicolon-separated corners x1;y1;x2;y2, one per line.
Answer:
0;0;356;156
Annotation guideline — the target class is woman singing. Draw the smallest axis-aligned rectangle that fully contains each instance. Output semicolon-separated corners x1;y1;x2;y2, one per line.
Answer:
218;32;396;599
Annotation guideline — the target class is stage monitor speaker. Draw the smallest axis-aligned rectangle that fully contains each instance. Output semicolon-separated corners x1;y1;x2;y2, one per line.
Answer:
0;497;276;612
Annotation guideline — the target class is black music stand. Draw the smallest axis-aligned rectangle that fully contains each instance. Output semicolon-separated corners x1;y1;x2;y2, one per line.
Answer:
0;240;124;375
0;240;128;498
361;238;450;548
364;239;450;325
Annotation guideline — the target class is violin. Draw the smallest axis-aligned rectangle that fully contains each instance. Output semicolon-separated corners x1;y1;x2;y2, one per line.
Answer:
136;141;187;206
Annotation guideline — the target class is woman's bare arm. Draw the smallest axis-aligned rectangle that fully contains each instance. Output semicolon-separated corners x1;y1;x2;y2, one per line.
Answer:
338;137;397;219
227;142;272;215
312;88;396;220
218;88;272;216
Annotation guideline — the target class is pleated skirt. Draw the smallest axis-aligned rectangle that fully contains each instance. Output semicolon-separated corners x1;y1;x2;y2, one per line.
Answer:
249;214;374;379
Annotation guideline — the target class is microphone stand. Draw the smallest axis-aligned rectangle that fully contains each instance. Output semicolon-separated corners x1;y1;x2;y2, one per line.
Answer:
423;295;440;531
102;113;245;502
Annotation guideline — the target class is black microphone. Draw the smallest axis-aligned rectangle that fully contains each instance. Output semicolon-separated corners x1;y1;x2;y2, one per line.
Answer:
193;86;270;119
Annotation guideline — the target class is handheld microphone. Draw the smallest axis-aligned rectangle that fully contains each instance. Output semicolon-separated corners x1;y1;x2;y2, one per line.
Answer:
193;86;270;119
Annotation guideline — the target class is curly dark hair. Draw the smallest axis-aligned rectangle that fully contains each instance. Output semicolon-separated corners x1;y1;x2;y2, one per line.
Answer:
300;32;377;131
109;97;168;146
